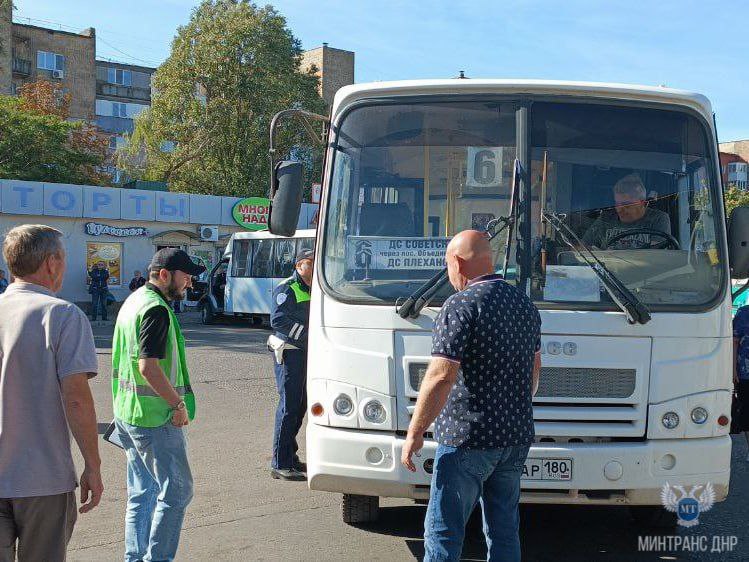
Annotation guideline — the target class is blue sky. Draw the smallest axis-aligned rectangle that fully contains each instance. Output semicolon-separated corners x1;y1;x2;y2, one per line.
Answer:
14;0;749;140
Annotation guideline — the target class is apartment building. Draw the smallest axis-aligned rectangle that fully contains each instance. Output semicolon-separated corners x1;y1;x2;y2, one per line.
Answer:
2;4;96;120
95;60;155;164
301;43;355;109
719;140;749;189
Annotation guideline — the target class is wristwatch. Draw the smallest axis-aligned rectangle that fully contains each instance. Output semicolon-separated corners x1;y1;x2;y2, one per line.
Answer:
171;400;186;412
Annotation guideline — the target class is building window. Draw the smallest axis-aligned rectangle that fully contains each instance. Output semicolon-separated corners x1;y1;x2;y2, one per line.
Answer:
36;51;65;73
111;102;128;118
107;67;132;86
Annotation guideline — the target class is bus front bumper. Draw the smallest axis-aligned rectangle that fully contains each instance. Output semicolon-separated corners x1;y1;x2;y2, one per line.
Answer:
306;424;731;504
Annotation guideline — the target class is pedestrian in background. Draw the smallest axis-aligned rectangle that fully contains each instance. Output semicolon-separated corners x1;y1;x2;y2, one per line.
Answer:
268;249;314;481
402;230;541;562
128;269;146;292
0;269;8;294
112;248;205;562
88;260;110;321
732;304;749;461
0;225;103;561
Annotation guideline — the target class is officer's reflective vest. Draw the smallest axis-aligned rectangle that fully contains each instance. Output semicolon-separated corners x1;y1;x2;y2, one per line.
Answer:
112;286;195;427
288;279;311;304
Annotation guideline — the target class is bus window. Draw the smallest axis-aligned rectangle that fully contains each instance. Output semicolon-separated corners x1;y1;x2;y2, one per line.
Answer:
250;239;273;278
297;237;315;254
273;239;296;278
232;239;251;277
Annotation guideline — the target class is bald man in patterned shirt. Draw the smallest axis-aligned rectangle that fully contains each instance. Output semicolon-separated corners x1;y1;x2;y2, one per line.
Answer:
402;230;541;562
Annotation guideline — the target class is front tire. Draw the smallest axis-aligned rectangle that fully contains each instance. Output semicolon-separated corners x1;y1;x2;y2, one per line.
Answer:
342;494;379;525
629;506;678;530
201;302;215;325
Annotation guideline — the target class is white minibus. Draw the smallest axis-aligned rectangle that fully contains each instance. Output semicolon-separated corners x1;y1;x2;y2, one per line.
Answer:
200;229;315;324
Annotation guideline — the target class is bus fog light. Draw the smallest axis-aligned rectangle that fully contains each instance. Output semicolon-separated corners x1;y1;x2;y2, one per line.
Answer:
363;400;386;423
718;415;729;426
365;447;384;465
690;407;708;425
660;454;676;470
333;394;354;416
661;412;680;429
310;403;324;417
603;461;623;481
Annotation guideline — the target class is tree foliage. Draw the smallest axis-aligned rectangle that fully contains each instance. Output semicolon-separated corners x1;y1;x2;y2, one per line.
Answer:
120;0;325;197
723;185;749;218
0;80;110;184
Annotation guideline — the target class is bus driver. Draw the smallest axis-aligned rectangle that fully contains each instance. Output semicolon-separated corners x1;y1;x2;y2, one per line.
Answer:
582;174;672;250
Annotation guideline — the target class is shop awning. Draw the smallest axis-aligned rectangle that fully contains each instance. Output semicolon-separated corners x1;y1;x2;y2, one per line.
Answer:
150;229;202;246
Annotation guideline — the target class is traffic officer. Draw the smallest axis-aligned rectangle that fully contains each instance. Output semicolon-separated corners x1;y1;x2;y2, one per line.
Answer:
268;248;314;481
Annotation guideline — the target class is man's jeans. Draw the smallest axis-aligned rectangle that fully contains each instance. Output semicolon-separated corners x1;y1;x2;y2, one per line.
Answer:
91;291;107;320
115;419;194;562
424;443;530;562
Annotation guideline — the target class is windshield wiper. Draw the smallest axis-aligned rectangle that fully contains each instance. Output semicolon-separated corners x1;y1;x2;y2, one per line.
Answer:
396;214;514;319
397;159;522;319
542;211;651;325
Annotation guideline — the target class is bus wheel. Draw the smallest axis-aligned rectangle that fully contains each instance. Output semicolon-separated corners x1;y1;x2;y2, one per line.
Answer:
342;494;379;525
628;506;678;530
201;303;215;325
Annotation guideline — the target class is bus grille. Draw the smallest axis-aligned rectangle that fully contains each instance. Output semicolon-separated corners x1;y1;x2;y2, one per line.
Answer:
405;364;644;438
409;364;636;400
536;367;636;399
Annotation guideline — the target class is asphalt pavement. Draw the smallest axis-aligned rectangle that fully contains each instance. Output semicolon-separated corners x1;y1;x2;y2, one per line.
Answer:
67;313;749;561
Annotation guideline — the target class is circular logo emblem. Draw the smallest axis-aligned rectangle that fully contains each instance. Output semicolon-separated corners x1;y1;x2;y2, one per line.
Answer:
677;498;700;522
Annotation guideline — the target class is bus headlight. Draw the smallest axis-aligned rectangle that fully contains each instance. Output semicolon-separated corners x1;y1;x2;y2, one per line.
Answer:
333;394;354;416
662;412;680;429
362;400;386;424
690;407;708;425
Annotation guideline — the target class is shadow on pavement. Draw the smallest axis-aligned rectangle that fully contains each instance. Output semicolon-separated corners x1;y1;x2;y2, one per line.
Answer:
359;503;699;561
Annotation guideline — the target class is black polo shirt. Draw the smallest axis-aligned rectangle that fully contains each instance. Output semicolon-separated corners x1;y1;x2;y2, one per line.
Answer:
138;284;170;360
431;274;541;449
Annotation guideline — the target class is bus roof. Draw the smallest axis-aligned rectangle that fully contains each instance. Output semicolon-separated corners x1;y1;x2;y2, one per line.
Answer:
331;79;714;123
228;228;316;241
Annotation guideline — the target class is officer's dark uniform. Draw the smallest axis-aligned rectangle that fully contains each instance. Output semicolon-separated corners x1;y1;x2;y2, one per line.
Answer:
270;255;311;477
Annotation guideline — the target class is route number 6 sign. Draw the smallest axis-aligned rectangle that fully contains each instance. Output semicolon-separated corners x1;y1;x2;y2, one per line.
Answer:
466;147;504;188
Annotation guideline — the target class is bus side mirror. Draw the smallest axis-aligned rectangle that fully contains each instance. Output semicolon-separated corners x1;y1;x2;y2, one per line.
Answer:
728;206;749;279
269;161;303;237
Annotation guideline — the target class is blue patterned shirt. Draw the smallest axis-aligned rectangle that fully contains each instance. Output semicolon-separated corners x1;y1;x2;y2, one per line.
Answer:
733;306;749;381
432;274;541;448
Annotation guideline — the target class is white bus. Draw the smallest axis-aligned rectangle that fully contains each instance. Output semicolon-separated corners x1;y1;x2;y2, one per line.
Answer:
199;229;315;324
267;80;749;527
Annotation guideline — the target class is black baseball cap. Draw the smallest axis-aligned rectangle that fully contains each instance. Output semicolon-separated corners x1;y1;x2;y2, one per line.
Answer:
149;248;206;276
295;249;314;263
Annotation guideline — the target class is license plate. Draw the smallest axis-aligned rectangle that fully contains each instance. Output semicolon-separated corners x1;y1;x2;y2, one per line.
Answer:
521;457;573;481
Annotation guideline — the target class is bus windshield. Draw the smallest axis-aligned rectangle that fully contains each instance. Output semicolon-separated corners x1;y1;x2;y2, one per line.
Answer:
321;99;725;309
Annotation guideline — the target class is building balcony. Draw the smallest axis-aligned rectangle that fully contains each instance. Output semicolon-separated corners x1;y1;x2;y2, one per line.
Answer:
96;82;151;102
12;57;31;77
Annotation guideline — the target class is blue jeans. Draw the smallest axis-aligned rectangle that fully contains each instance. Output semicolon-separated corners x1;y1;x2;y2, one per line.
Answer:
115;419;194;562
272;349;307;469
91;290;107;320
424;443;530;562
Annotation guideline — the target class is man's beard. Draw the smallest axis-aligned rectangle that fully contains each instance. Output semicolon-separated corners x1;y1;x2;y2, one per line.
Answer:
166;277;185;301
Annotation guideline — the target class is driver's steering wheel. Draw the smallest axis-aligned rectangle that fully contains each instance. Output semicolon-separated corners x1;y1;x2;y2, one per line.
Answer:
602;228;680;250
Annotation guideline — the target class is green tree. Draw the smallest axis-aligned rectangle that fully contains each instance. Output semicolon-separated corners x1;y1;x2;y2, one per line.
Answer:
120;0;325;197
724;185;749;217
0;80;109;184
